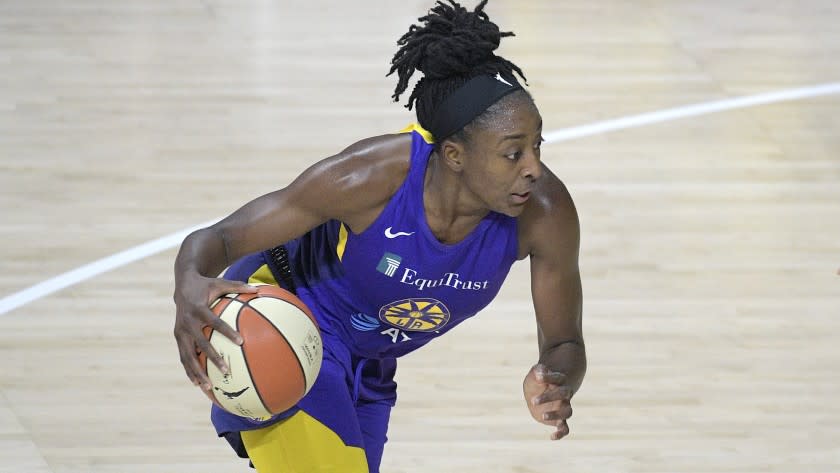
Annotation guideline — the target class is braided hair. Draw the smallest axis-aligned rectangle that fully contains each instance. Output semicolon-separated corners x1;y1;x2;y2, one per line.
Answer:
388;0;528;144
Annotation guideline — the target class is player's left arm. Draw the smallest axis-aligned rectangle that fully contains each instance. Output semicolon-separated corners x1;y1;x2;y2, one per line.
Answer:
519;165;586;441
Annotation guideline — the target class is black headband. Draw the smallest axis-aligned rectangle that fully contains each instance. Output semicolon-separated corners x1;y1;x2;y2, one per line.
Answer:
428;72;524;142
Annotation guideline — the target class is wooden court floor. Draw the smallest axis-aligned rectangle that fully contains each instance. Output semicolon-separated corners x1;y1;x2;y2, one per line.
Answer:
1;1;839;472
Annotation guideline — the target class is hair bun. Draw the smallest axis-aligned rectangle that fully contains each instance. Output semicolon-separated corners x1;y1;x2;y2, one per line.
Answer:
389;0;524;109
418;3;504;78
405;1;514;80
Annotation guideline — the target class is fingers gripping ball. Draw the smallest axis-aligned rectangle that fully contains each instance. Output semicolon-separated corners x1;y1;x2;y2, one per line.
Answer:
198;284;323;420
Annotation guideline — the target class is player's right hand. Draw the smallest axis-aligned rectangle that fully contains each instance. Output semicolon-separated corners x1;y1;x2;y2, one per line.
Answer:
173;272;256;390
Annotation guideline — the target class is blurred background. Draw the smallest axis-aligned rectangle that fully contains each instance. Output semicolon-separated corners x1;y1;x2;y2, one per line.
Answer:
1;1;838;472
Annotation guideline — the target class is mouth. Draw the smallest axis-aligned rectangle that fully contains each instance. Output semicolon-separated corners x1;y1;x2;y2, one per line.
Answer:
511;191;531;204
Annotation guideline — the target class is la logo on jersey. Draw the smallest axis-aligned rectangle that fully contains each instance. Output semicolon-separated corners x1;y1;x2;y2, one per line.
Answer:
379;298;450;332
349;298;451;344
350;312;415;344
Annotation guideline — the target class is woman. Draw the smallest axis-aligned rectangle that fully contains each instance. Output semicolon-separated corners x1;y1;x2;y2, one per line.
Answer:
173;1;586;471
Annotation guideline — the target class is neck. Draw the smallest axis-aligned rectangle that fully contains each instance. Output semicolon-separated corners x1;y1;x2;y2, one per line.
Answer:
423;152;489;244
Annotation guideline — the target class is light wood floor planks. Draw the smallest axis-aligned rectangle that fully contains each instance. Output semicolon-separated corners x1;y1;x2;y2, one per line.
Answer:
1;1;838;472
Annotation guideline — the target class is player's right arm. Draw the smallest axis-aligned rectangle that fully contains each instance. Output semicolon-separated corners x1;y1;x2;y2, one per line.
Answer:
173;134;410;389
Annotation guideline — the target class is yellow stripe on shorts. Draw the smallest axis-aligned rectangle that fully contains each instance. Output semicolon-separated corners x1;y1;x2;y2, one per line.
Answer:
240;411;368;473
247;264;279;286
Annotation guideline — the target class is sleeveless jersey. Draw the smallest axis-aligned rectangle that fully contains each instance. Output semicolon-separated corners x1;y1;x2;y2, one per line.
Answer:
279;124;519;360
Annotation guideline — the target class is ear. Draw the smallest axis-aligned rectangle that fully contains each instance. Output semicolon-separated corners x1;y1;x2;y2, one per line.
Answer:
440;139;465;173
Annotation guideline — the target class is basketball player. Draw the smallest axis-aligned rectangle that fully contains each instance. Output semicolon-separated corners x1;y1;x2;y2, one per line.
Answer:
173;1;586;471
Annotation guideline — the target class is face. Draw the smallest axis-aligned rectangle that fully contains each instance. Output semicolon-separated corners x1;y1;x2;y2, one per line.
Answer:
445;92;544;217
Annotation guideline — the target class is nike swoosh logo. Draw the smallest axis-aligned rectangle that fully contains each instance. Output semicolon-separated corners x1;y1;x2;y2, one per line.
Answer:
494;72;513;87
384;227;415;239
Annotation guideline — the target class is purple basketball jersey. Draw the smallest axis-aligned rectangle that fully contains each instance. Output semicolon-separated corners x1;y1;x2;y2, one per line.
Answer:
286;125;519;360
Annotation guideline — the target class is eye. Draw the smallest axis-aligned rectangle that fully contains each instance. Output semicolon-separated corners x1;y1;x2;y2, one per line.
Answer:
534;136;545;150
505;150;522;160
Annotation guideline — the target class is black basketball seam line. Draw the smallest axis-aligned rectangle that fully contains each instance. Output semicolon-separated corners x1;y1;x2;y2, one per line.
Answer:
235;292;318;389
208;299;239;397
242;293;301;308
256;312;309;399
204;297;235;371
207;296;239;343
240;294;319;330
235;302;272;417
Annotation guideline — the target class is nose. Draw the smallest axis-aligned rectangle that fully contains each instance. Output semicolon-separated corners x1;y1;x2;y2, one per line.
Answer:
521;150;543;182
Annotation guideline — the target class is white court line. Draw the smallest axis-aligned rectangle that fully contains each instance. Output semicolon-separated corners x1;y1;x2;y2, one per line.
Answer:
0;220;218;315
543;82;840;142
1;82;839;316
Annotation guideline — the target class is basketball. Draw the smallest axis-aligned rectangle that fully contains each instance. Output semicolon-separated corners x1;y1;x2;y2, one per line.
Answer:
199;284;323;420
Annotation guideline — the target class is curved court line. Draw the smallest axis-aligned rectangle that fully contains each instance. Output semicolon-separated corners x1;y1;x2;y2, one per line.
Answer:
543;82;840;142
1;82;839;316
0;220;218;315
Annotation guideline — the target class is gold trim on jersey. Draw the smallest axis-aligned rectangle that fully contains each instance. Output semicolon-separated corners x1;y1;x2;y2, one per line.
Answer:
399;123;434;144
336;223;349;262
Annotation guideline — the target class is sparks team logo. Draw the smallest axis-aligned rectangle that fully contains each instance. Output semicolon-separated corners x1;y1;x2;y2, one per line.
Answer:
376;252;402;277
379;298;450;332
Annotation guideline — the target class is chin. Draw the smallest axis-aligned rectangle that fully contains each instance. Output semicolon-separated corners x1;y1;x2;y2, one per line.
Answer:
498;203;526;217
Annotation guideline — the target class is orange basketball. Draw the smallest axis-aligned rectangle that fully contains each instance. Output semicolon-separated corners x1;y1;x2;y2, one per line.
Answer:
198;284;323;420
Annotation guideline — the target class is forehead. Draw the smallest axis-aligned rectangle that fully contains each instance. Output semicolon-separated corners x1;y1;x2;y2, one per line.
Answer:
473;92;542;138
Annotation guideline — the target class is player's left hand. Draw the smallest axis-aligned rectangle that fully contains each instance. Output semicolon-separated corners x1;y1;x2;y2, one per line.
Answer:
523;363;573;440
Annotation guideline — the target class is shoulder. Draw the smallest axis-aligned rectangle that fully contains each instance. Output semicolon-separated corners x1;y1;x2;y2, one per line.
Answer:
291;132;415;231
516;163;580;261
319;132;413;194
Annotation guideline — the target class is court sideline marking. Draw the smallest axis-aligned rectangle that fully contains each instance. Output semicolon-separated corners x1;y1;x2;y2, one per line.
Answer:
1;82;839;316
